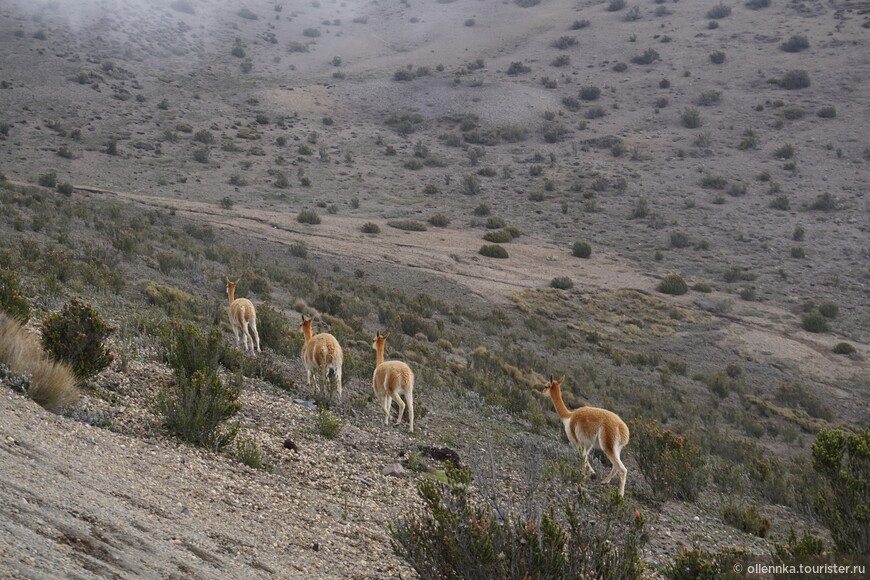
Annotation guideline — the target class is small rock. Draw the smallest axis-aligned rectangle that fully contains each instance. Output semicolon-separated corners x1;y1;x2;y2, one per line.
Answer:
312;542;320;552
693;516;700;522
283;439;299;452
293;399;317;410
181;507;190;516
382;463;406;478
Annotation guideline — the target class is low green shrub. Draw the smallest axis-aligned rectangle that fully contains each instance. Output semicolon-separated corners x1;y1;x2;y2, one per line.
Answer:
388;220;427;232
630;419;707;501
722;503;771;538
707;3;731;19
235;436;264;469
781;35;809;53
41;298;114;381
572;241;592;258
812;428;870;554
680;107;701;128
157;322;240;451
657;274;688;296
832;342;855;355
0;268;30;324
392;468;647;580
664;546;746;580
316;407;342;439
479;244;509;259
801;311;829;333
297;209;322;224
361;222;381;234
550;276;574;290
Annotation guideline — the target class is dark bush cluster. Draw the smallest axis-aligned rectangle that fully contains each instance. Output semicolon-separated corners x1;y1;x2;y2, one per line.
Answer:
630;419;707;501
41;298;114;381
392;468;647;580
157;322;241;451
657;274;688;296
0;268;30;324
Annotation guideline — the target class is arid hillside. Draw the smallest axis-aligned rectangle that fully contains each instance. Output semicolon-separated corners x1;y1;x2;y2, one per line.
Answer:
0;0;868;578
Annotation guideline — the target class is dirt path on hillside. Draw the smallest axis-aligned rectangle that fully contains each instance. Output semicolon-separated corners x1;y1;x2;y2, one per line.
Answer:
63;183;866;387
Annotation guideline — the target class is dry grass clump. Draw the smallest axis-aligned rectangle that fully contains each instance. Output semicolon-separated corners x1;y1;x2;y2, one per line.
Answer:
0;311;78;411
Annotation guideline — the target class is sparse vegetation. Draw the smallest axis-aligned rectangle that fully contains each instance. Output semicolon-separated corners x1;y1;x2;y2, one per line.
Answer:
657;274;688;296
479;244;509;259
41;298;114;382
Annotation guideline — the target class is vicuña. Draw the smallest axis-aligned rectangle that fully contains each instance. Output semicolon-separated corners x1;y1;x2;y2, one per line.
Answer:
225;277;260;354
372;331;415;432
300;316;343;396
542;376;629;496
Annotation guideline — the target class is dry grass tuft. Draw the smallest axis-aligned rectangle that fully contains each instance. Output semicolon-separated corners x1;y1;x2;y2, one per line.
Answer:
0;311;78;411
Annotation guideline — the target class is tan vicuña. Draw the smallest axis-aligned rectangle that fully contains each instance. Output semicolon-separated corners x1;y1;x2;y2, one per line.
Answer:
372;331;414;432
543;376;630;496
300;316;343;396
226;277;260;353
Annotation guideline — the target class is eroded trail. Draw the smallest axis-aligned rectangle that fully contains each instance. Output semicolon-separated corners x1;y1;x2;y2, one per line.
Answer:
66;183;866;389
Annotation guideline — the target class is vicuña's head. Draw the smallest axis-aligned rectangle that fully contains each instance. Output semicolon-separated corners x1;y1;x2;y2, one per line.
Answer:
226;276;240;295
372;330;389;351
542;375;564;395
300;315;312;330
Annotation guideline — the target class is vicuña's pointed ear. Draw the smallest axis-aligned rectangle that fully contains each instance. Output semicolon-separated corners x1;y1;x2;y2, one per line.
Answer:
558;376;565;385
383;333;389;339
549;374;554;382
376;330;381;338
225;276;231;284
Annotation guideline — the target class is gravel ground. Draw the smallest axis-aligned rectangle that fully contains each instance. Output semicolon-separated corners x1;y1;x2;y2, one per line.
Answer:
0;374;420;579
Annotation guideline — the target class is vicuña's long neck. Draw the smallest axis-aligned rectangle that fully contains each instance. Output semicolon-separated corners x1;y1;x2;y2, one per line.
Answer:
375;342;385;366
302;324;313;343
227;286;235;305
548;384;571;419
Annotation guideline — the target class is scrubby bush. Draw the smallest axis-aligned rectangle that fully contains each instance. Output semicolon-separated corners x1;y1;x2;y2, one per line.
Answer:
483;229;515;243
722;503;771;538
297;209;322;224
388;220;427;232
709;51;726;64
606;0;627;11
485;216;506;229
664;546;747;579
579;85;601;101
801;311;829;333
572;241;592;258
776;70;811;90
506;62;531;75
746;0;769;8
680;107;701;128
157;322;240;451
550;276;574;290
41;298;114;381
38;172;57;188
631;48;660;65
631;419;707;501
696;90;721;106
817;106;836;118
833;342;855;355
479;244;509;259
428;214;450;227
0;269;30;324
707;3;732;19
316;407;342;439
361;222;381;234
812;429;870;554
657;274;688;296
769;195;790;210
810;192;837;211
392;468;647;580
781;35;809;53
462;174;482;195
